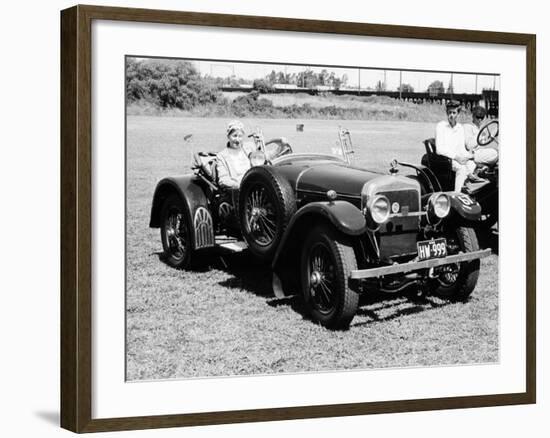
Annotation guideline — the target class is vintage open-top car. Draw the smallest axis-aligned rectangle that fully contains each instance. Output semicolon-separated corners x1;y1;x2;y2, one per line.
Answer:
150;128;491;329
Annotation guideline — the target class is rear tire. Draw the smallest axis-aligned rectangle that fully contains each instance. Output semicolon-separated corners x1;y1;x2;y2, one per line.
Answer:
301;226;359;329
160;194;193;269
431;226;480;301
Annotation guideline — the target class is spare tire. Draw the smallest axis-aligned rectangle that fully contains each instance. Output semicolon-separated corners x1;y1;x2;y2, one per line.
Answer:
239;166;296;261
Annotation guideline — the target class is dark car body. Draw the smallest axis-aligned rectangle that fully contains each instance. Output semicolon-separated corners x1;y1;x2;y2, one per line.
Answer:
150;132;491;328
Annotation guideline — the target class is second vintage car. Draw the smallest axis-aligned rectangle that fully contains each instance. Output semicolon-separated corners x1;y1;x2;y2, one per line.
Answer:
421;120;499;228
149;128;491;329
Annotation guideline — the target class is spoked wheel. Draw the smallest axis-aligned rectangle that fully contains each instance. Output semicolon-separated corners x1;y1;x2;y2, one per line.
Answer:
430;226;480;301
301;226;359;329
437;264;460;287
239;166;296;261
244;184;278;247
307;243;338;314
160;194;193;269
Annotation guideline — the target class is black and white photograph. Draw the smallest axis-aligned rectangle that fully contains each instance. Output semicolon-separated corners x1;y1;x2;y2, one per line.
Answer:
125;57;500;381
2;0;545;435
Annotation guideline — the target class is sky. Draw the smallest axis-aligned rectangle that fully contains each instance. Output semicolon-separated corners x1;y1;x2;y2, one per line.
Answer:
193;60;499;94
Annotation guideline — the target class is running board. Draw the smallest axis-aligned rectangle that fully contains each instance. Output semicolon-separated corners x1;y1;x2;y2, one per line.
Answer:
217;240;248;253
349;249;491;279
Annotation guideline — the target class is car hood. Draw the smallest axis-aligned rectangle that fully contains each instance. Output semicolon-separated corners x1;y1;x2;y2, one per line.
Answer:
274;158;386;197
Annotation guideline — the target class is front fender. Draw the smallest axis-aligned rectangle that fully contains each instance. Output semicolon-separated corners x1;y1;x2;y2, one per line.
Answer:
448;192;482;221
149;175;215;249
272;200;365;269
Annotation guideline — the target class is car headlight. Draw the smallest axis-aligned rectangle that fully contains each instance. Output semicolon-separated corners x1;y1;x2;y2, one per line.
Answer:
368;194;390;224
428;193;451;222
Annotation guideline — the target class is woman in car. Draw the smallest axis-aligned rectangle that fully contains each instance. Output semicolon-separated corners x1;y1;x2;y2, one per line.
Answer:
216;120;255;189
216;120;291;189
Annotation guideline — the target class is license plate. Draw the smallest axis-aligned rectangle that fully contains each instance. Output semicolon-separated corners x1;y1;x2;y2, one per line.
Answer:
417;238;447;261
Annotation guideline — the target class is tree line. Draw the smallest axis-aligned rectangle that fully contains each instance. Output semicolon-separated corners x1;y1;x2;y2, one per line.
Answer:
126;58;223;109
126;58;456;112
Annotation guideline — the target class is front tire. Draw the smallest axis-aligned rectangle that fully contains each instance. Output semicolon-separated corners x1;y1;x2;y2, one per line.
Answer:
301;226;359;329
160;194;193;269
431;226;480;301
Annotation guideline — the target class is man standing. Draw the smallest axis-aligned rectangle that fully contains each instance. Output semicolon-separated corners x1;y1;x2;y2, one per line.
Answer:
464;105;498;166
435;100;477;192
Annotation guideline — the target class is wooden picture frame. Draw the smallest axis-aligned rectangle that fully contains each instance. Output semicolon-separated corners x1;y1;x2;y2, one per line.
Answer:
61;4;536;433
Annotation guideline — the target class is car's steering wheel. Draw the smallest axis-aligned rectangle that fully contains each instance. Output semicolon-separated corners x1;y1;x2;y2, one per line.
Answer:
477;120;499;146
265;141;293;162
274;143;293;157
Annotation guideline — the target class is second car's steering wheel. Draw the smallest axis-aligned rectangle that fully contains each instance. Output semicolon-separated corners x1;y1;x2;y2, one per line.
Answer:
477;120;499;146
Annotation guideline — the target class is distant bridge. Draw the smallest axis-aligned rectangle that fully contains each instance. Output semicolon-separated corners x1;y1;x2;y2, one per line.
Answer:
220;86;499;117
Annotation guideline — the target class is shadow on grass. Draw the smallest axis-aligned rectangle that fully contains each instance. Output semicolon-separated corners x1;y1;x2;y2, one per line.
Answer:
353;293;450;327
216;252;274;297
152;250;230;273
213;251;453;328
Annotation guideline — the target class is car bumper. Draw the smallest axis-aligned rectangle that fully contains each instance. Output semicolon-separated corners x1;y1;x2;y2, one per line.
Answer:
349;249;492;279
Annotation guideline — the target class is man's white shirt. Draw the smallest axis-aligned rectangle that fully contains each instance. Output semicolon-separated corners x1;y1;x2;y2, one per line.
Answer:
435;120;468;160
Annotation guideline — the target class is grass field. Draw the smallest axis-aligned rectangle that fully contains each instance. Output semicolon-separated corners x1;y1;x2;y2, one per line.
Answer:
126;116;499;381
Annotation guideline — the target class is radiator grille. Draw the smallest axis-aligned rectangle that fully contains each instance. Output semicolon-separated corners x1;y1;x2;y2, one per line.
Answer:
377;189;420;259
378;189;420;213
